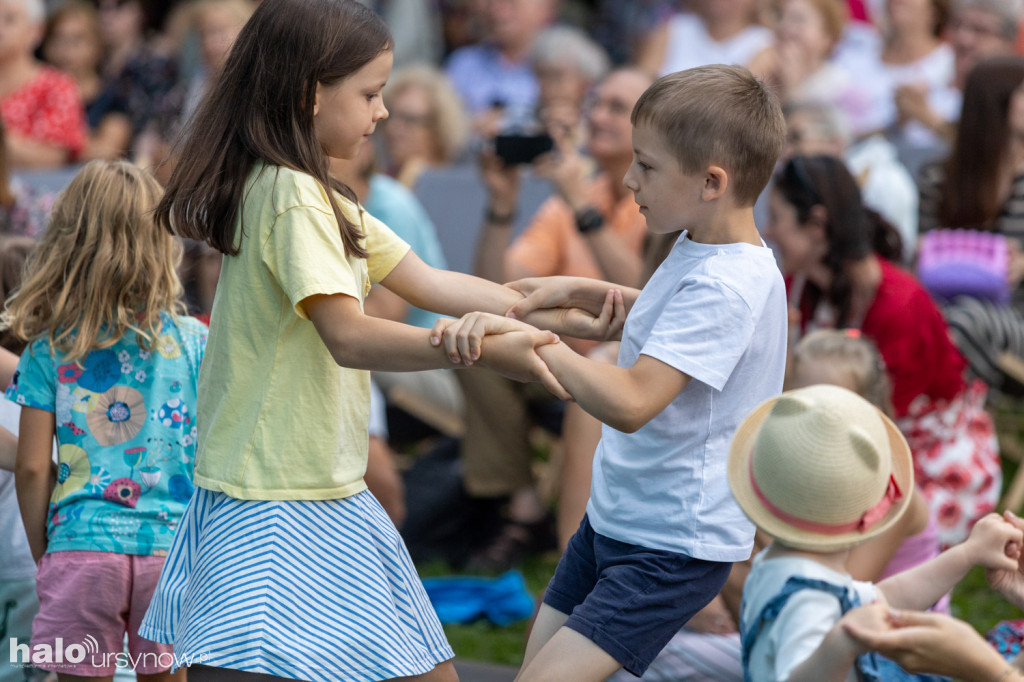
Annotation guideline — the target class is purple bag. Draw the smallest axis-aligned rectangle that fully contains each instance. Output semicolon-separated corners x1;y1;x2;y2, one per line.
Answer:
916;228;1010;304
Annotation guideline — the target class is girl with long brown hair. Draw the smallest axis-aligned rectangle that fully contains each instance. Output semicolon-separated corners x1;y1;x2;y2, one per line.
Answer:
135;0;588;679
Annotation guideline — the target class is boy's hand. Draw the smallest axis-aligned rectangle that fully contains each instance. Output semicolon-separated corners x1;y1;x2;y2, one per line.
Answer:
963;512;1023;573
479;329;571;400
987;510;1024;609
430;312;551;366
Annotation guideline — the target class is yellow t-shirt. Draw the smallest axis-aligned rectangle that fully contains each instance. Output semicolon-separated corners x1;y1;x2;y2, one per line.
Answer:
193;163;410;500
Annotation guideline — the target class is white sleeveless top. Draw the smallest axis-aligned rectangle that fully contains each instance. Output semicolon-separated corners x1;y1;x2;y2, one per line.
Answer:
659;13;772;75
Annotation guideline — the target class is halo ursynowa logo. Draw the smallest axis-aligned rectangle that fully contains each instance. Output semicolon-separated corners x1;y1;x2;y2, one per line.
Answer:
9;635;208;669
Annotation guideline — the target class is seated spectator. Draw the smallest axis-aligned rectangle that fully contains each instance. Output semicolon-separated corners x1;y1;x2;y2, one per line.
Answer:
41;1;131;161
96;0;178;153
589;0;672;66
769;154;1000;548
896;0;1023;144
784;99;918;261
445;0;555;136
0;0;87;168
528;25;609;148
636;0;772;77
139;0;254;181
0;121;55;238
380;64;468;190
873;0;955;152
917;55;1024;396
460;67;652;571
330;143;464;427
748;0;881;137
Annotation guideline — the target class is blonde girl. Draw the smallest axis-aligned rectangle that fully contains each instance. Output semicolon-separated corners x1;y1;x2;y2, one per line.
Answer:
136;1;587;680
5;160;207;682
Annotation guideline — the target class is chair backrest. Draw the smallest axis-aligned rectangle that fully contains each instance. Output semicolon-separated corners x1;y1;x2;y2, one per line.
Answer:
412;164;553;274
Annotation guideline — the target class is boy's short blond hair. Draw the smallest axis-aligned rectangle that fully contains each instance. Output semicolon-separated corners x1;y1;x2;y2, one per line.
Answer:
631;65;785;207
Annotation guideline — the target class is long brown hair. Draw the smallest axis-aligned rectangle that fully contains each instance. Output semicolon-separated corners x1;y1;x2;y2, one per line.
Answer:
774;155;903;328
2;161;185;360
157;0;393;258
940;56;1024;230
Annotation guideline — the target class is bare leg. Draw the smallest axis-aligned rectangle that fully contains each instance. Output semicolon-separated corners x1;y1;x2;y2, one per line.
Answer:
516;626;620;682
518;603;570;676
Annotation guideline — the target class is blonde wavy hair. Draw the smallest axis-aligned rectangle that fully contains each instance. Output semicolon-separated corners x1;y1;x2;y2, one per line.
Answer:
2;161;185;361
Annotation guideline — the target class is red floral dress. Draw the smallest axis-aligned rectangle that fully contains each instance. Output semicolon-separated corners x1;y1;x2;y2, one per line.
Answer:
0;66;86;159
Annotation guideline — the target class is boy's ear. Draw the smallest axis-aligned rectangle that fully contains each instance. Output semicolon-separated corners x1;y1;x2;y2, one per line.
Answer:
702;165;728;201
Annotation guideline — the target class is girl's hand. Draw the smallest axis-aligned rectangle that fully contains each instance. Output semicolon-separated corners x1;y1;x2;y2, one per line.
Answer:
843;609;1012;681
987;510;1024;610
963;512;1023;573
430;312;549;366
527;288;626;342
479;329;571;400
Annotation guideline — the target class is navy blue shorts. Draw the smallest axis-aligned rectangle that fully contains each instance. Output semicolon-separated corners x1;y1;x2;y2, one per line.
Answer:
542;515;731;677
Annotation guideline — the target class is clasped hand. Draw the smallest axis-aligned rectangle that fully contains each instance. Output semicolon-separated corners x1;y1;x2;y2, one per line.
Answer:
430;312;571;400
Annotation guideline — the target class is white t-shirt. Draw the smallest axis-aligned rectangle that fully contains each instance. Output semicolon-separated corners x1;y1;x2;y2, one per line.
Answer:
659;13;773;75
586;234;787;561
0;400;36;580
741;552;879;682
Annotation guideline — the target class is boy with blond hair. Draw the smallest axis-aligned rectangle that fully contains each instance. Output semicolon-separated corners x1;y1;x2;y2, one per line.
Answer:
438;64;789;681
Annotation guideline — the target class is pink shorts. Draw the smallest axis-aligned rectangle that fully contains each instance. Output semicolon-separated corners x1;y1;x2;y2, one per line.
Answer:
32;550;175;675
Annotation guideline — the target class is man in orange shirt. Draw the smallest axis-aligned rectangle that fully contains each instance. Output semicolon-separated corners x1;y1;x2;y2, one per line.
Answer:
463;67;652;570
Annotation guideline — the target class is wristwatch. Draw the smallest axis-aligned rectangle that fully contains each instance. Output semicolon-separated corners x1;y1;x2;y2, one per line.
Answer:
575;206;605;234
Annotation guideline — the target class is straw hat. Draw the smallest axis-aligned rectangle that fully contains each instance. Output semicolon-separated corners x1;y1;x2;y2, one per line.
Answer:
728;384;914;552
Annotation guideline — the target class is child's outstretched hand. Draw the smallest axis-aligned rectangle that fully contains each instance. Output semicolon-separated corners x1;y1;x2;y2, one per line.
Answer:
505;277;627;341
987;510;1024;610
430;312;551;366
961;512;1023;574
478;329;571;400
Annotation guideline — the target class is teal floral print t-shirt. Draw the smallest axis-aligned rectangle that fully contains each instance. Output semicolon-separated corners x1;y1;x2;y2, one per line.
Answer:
6;313;207;556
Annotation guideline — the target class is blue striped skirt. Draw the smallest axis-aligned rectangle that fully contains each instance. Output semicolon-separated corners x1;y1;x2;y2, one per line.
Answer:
139;487;454;681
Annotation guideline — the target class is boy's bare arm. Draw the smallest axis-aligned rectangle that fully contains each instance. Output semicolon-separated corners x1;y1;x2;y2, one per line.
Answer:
536;342;689;433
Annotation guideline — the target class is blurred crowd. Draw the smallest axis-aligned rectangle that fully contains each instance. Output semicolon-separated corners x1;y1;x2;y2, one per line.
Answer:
6;0;1024;678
